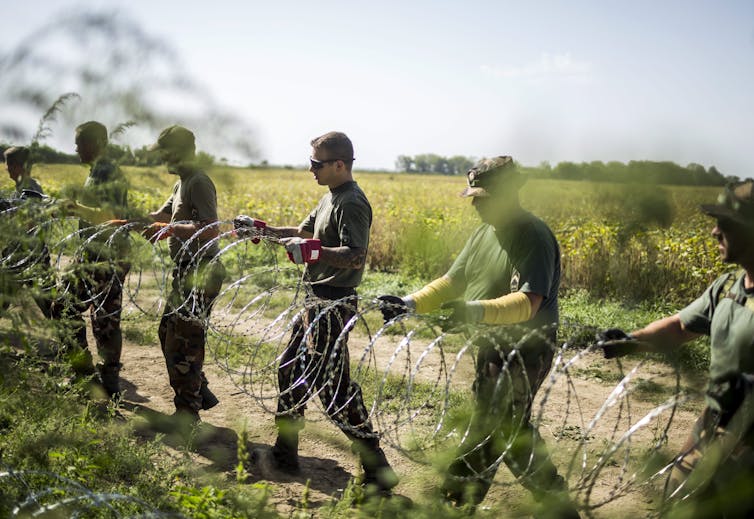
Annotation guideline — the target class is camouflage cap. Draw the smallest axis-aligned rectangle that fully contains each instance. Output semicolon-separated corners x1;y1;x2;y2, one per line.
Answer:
150;125;196;157
700;179;754;226
460;156;522;197
3;145;30;165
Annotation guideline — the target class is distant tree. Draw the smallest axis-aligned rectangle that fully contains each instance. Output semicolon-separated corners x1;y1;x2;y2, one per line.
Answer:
395;155;414;172
448;155;474;175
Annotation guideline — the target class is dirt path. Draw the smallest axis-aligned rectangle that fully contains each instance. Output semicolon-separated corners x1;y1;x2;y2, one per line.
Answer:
113;305;704;518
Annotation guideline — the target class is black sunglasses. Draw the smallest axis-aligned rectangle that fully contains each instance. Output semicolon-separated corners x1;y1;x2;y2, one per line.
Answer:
309;157;339;170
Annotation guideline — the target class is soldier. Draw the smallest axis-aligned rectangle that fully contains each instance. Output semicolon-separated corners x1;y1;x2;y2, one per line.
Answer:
597;180;754;518
144;125;224;422
378;156;579;516
53;121;131;396
1;146;53;316
234;131;398;495
4;146;43;197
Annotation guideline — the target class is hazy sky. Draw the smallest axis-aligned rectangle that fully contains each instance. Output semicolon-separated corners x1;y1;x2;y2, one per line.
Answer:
3;0;754;176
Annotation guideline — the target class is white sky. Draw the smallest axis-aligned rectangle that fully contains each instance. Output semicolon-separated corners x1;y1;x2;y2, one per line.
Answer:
3;0;754;176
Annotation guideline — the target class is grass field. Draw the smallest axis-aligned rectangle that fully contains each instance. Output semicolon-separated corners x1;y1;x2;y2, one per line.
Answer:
6;162;725;304
0;163;728;517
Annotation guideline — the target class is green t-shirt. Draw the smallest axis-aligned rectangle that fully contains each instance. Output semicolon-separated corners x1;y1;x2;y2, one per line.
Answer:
445;211;561;332
79;158;129;257
158;166;220;264
299;180;371;288
679;271;754;414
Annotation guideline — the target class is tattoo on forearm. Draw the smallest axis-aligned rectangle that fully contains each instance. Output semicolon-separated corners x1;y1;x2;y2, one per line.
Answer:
324;247;366;269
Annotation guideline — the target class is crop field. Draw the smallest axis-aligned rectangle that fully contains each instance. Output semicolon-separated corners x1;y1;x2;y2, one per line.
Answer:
21;162;725;303
0;164;730;518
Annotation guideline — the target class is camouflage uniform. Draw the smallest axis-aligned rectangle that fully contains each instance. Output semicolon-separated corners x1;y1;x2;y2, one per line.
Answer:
1;154;55;317
382;157;576;514
666;268;754;517
439;211;567;507
273;178;395;484
1;146;54;317
153;136;224;414
54;155;131;387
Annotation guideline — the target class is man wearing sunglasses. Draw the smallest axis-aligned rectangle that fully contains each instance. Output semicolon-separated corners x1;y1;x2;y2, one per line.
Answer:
237;131;398;495
597;180;754;517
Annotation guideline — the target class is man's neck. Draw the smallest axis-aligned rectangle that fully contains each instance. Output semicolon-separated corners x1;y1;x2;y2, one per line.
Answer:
328;174;354;190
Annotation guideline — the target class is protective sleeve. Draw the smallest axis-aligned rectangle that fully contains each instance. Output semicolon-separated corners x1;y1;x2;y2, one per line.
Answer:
477;290;532;325
405;275;462;314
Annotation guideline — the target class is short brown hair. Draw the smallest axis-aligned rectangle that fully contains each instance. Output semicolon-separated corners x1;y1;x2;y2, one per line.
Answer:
75;121;108;148
4;146;31;170
310;131;354;169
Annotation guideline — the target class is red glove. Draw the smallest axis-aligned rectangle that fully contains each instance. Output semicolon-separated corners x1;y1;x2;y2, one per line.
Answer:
142;222;173;243
283;238;321;264
233;215;267;244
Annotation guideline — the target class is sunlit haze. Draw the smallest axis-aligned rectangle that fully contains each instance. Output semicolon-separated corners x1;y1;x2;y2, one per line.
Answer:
3;0;754;177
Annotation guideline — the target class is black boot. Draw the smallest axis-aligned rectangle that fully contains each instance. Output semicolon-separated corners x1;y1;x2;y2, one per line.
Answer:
356;442;399;495
96;362;122;398
271;434;301;475
200;380;219;410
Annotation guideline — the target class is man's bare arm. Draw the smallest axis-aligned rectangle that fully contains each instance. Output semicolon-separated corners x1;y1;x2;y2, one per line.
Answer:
171;218;220;241
319;246;367;269
632;314;701;351
149;210;171;223
266;225;312;239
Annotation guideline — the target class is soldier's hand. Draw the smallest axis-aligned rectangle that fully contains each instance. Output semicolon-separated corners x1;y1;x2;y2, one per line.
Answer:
57;199;79;216
142;222;173;244
596;328;638;359
440;300;483;331
233;215;267;243
280;237;321;264
377;295;409;324
104;219;129;227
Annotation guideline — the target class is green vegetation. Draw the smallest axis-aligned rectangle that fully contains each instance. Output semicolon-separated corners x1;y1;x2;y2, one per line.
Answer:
0;164;724;516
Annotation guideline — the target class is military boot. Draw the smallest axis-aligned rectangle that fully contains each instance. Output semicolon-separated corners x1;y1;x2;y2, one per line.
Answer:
199;380;219;410
272;416;303;475
96;362;122;398
356;441;399;495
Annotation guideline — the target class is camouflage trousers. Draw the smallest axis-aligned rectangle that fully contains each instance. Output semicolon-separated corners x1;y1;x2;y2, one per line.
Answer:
0;244;54;318
665;407;754;518
52;259;130;371
276;286;378;447
159;260;225;412
442;330;569;507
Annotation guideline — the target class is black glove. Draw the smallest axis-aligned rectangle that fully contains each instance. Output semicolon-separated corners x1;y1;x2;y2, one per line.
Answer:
439;300;484;332
377;295;409;324
596;328;638;359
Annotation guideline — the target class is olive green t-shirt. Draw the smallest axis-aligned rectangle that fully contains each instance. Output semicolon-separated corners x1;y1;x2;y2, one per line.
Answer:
679;271;754;414
445;211;561;331
299;181;371;288
158;166;220;264
78;158;130;256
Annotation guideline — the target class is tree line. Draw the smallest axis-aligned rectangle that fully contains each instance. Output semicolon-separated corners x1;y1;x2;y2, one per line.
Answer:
395;154;733;186
0;142;217;168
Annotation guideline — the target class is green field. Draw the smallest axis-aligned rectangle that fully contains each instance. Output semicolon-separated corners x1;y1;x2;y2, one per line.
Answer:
0;164;727;517
6;162;725;304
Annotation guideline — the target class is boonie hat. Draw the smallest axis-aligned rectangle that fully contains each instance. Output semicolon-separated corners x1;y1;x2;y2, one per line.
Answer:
700;179;754;226
461;156;523;197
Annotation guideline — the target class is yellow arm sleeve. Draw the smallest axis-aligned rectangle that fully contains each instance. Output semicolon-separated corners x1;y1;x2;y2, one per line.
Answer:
406;275;461;314
478;291;532;325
